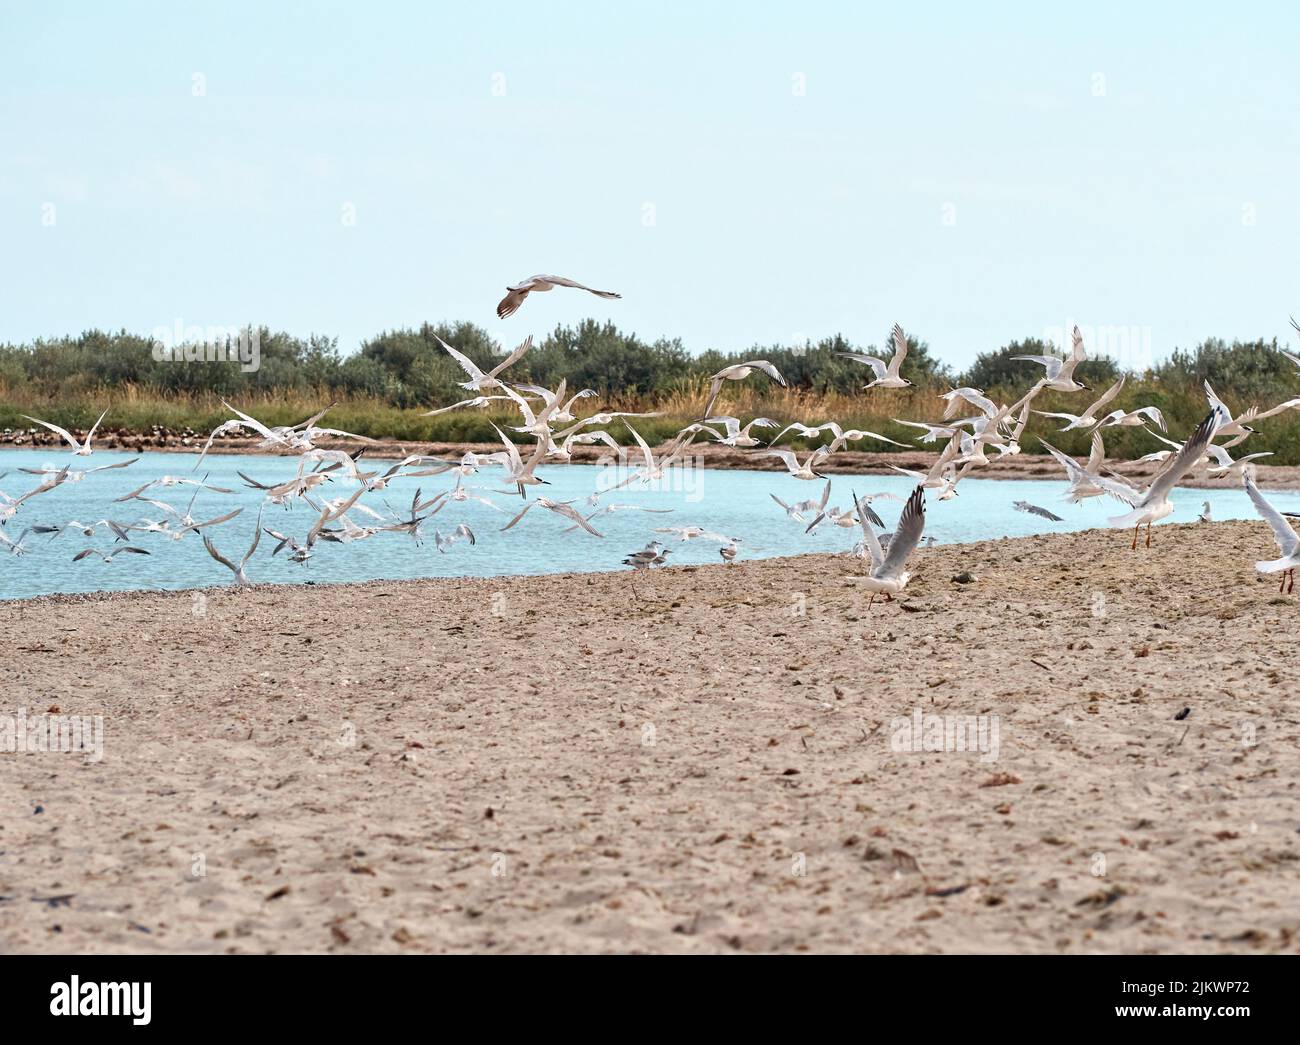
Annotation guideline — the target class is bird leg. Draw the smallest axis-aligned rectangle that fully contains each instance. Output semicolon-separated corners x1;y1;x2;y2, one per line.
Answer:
1281;572;1288;594
866;593;876;610
1289;569;1295;595
1131;526;1139;551
1145;522;1152;548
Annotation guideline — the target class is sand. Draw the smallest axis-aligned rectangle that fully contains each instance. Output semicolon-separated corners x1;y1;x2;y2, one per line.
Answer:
2;520;1298;954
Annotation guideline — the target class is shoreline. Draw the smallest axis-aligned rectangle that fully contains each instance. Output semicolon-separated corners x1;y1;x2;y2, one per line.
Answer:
2;436;1296;489
4;521;1299;954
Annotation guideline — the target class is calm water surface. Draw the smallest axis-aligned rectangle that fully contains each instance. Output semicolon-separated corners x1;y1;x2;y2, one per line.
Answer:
0;447;1290;601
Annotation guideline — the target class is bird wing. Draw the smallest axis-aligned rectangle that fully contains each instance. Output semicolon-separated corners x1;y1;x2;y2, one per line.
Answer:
1086;430;1105;472
548;502;604;536
21;415;81;450
240;509;264;567
880;485;925;576
532;275;622;299
624;421;656;471
202;534;238;574
1088;375;1126;416
887;324;909;375
1244;474;1300;557
499;500;538;531
485;335;534;381
489;423;523;471
1069;325;1087;362
1147;410;1219;503
437;336;487;382
838;353;887;381
851;488;885;569
1253;397;1300;422
496;288;528;319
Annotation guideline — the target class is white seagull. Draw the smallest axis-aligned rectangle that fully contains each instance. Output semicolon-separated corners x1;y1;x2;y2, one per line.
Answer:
854;485;926;608
837;323;912;389
1012;325;1089;392
440;335;533;391
700;360;787;419
1244;473;1300;593
21;409;109;456
496;275;622;319
202;510;264;586
1090;409;1222;549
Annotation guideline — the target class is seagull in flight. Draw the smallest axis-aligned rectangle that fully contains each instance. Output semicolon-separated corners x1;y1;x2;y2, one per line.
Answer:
1039;432;1108;502
1089;408;1223;549
1244;473;1300;593
501;498;604;536
440;335;533;391
1205;443;1273;478
496;275;622;319
18;458;138;482
1012;325;1090;392
771;479;831;523
434;524;477;553
756;446;831;481
854;485;926;608
700;360;787;419
1034;376;1127;431
1013;500;1064;522
837;323;912;389
202;509;264;586
71;545;152;564
21;409;109;456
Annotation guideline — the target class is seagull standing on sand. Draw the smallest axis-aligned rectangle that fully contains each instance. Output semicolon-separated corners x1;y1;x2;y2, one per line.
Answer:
1198;501;1213;523
853;485;927;608
1243;473;1300;592
496;275;622;319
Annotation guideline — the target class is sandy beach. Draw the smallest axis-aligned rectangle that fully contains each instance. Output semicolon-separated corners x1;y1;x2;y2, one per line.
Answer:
2;519;1298;954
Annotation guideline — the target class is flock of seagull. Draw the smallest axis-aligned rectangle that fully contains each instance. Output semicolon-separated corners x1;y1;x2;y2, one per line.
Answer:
3;278;1300;602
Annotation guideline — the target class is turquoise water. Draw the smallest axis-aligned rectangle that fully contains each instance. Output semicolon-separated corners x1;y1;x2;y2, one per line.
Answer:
0;447;1291;601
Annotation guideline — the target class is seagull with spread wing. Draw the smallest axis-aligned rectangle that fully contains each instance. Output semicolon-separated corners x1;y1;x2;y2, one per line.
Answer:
501;498;604;537
1088;408;1224;549
21;409;109;456
1012;325;1089;392
699;360;787;419
496;275;622;319
1244;472;1300;593
439;335;533;391
1034;376;1126;431
837;323;912;389
854;485;926;608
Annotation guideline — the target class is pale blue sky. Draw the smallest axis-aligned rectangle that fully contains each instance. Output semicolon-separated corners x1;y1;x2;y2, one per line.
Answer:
1;1;1297;367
